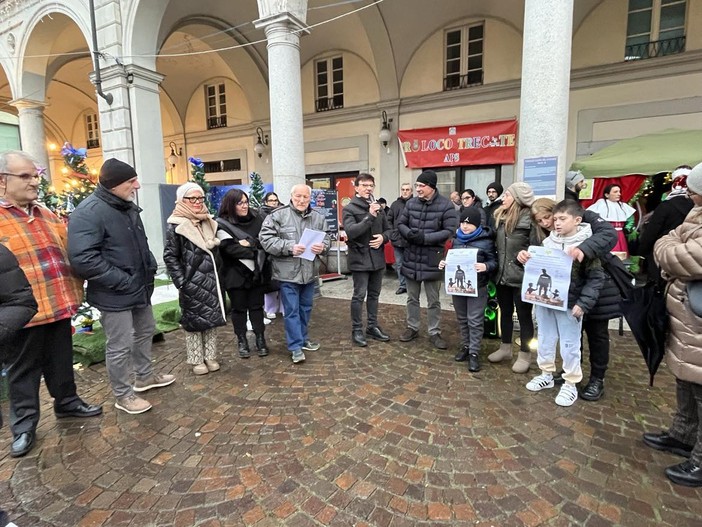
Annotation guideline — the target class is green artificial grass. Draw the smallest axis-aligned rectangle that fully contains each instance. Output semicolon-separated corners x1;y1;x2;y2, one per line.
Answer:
72;300;182;366
154;277;172;288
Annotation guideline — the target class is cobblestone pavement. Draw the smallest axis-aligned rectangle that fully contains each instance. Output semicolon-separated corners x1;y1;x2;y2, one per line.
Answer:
1;296;700;526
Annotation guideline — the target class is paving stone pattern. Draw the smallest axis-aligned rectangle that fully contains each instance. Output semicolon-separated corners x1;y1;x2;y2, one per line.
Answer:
0;297;700;526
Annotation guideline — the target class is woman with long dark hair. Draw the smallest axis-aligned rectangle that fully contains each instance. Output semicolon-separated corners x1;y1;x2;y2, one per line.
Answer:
260;192;283;319
586;184;635;259
216;189;270;358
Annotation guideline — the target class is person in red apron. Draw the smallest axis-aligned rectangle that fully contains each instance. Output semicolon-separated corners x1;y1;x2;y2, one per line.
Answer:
586;184;635;259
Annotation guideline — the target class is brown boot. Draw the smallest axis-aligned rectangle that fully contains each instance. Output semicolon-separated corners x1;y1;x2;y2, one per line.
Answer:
512;351;531;373
488;343;512;363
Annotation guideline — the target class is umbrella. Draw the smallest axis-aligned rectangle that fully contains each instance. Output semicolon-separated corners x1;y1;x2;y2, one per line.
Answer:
620;282;669;386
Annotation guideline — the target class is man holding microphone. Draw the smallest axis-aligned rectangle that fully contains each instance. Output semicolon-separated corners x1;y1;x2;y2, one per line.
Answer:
342;173;392;347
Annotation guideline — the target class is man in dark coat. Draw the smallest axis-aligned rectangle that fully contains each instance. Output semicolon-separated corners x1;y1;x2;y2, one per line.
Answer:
342;173;392;347
397;170;459;349
387;182;413;294
68;159;175;415
565;170;586;202
483;182;503;229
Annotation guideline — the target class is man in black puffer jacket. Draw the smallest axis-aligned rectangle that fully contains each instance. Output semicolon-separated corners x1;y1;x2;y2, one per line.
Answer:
397;170;459;349
68;159;175;415
342;173;392;347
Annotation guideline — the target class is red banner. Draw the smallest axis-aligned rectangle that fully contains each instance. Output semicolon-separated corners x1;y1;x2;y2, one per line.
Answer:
397;119;517;168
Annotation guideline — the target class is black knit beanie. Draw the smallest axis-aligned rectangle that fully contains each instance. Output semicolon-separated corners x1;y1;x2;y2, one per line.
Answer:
460;206;482;227
416;170;438;189
486;182;503;195
99;158;138;189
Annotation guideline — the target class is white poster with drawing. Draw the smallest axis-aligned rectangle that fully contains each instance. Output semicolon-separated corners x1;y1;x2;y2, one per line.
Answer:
522;245;573;311
444;248;478;297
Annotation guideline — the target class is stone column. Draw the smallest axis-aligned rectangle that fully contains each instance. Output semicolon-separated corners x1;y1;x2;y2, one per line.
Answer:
254;11;309;200
10;99;51;178
517;0;574;199
97;64;168;264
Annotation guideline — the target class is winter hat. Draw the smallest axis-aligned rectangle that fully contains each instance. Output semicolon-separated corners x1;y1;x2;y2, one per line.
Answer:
566;170;585;190
460;206;482;227
176;182;204;202
416;170;438;189
686;162;702;195
486;182;504;195
506;182;535;207
99;158;138;189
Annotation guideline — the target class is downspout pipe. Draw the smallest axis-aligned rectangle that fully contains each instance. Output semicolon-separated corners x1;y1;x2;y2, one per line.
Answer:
89;0;113;105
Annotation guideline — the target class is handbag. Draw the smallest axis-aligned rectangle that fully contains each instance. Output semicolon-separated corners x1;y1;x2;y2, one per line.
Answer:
217;217;278;291
686;281;702;317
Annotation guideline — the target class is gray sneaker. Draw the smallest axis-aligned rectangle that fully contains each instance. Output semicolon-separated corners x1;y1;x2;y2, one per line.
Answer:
133;373;176;393
292;350;306;363
302;341;320;352
115;394;152;414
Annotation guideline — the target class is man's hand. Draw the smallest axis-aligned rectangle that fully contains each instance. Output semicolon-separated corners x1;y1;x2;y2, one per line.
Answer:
369;234;383;249
438;259;446;270
292;244;305;256
407;228;425;244
571;305;584;319
517;250;531;264
310;242;325;255
566;247;585;262
369;203;381;217
475;262;487;273
239;239;251;247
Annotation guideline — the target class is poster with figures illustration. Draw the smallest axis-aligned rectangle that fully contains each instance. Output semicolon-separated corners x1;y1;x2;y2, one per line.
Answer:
444;248;478;297
522;246;572;311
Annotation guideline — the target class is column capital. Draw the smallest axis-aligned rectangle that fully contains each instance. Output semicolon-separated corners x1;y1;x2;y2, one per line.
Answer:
254;11;310;36
255;0;308;23
8;98;48;111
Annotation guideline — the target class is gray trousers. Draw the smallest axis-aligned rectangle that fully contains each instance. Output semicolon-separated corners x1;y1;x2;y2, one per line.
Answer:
452;286;487;353
351;269;384;330
101;306;156;398
669;378;702;465
393;247;406;288
406;278;442;335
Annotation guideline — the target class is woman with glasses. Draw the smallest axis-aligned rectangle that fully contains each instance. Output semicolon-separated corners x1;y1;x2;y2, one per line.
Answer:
163;183;226;376
216;189;271;358
260;192;284;319
460;189;487;226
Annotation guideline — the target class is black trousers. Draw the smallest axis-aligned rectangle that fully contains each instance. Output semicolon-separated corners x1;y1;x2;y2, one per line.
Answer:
5;318;80;436
496;284;534;352
228;285;266;337
583;318;610;379
669;379;702;466
350;269;384;330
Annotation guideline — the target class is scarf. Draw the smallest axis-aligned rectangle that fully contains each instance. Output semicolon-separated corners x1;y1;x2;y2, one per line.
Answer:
168;202;220;249
543;223;593;251
455;225;483;244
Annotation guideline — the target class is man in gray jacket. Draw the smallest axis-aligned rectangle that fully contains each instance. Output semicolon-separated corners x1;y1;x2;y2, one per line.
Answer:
68;159;175;415
259;184;330;364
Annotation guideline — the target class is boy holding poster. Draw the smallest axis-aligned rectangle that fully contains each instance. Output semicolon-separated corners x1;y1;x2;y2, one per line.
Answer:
439;207;496;372
525;200;604;406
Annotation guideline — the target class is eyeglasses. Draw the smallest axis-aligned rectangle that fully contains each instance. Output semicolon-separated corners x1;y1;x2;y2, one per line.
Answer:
461;196;473;201
1;172;41;182
236;200;249;206
183;196;205;204
358;183;375;188
265;198;279;203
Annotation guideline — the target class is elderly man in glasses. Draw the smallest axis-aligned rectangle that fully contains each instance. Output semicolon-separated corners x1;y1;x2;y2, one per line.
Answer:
68;158;175;415
0;150;102;458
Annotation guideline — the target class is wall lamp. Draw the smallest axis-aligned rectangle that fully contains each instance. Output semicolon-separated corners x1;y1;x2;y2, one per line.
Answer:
379;110;393;154
167;141;182;168
254;127;269;158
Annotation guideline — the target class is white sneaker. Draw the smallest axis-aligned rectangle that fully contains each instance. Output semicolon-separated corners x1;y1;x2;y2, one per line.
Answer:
555;383;578;406
115;394;152;414
526;373;554;392
265;312;277;319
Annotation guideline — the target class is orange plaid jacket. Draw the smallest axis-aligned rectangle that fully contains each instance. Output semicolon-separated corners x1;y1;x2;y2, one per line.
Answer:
0;200;83;327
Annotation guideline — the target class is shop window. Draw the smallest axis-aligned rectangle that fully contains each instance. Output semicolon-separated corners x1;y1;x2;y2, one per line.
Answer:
205;83;227;129
85;113;100;149
625;0;686;60
315;56;344;112
444;23;484;91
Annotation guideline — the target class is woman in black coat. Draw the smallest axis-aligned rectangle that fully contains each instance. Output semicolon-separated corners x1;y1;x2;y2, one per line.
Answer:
260;192;284;319
164;183;226;376
216;189;270;358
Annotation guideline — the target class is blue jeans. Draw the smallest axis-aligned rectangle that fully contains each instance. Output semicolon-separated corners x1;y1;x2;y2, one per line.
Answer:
279;281;316;352
393;246;406;288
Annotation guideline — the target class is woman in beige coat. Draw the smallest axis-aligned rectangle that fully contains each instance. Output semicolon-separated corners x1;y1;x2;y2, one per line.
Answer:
642;162;702;488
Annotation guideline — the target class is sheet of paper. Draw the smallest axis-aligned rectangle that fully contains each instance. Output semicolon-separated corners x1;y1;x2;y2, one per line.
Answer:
444;248;479;297
521;245;573;311
297;228;326;261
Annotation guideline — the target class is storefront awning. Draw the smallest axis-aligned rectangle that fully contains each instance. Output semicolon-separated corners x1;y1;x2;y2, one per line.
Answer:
570;128;702;178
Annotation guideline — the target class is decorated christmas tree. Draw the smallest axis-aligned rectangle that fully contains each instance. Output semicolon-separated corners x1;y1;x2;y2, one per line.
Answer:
59;143;96;212
37;166;65;216
249;171;265;208
188;156;214;214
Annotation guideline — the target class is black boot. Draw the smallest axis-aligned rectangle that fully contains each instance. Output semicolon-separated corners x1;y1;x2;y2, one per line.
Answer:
255;332;269;357
238;335;251;358
454;345;470;362
468;353;481;372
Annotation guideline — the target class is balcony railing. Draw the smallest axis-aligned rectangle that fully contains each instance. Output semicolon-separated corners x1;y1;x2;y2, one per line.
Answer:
315;96;344;112
625;36;685;61
443;71;484;92
207;115;227;129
